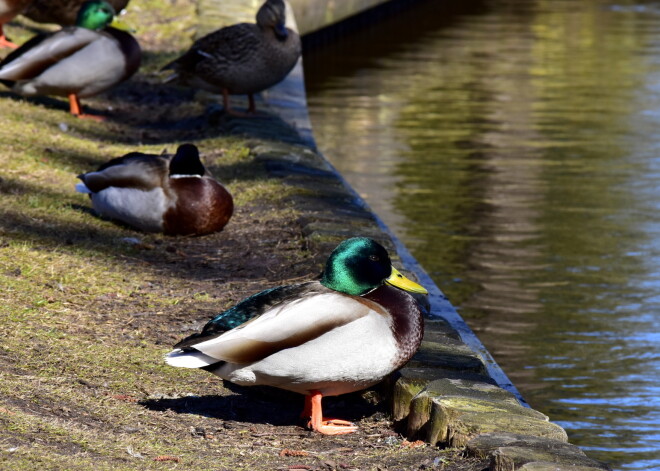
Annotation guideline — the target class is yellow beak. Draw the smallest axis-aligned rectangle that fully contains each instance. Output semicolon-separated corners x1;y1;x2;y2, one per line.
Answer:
385;266;428;294
110;17;135;33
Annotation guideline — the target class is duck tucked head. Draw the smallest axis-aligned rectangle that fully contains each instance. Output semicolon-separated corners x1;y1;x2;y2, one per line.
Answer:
320;237;428;296
257;0;289;40
75;0;117;30
169;143;206;177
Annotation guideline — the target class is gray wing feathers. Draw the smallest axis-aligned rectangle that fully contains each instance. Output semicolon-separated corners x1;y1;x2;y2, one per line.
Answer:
0;29;97;80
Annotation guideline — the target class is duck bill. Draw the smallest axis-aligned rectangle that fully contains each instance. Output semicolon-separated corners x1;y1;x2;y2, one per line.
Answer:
386;267;428;294
110;17;135;33
275;23;289;40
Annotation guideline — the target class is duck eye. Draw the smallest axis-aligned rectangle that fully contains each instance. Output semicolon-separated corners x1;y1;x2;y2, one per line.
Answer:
369;255;379;262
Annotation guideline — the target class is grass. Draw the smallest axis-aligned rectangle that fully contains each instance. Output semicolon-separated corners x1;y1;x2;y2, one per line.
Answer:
0;3;311;469
0;2;478;470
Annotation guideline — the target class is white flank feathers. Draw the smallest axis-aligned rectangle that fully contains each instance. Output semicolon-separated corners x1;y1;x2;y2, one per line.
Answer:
165;349;218;368
90;187;168;232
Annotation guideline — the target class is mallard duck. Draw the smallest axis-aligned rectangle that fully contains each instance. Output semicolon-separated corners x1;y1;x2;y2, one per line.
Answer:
76;143;233;236
0;0;32;48
22;0;129;26
0;0;140;119
162;0;301;115
166;237;428;435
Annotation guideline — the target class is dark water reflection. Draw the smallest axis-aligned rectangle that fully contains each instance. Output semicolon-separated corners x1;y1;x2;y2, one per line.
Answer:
303;0;660;469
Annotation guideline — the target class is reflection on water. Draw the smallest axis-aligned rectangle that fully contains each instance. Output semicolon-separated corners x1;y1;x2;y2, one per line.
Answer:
303;0;660;469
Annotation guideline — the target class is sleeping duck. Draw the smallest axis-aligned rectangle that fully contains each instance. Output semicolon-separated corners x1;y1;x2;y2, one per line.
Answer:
22;0;129;26
166;237;428;435
76;143;233;236
0;0;140;119
162;0;301;115
0;0;32;48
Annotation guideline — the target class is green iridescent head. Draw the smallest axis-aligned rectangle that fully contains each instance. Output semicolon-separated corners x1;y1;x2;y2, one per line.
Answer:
76;0;117;30
321;237;428;296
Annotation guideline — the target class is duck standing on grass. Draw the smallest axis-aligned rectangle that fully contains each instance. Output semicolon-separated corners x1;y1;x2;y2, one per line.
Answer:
162;0;301;116
76;143;233;236
0;0;32;48
0;0;140;120
165;237;428;435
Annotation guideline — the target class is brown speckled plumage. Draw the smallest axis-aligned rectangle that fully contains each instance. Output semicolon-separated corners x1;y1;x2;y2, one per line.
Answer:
162;0;301;112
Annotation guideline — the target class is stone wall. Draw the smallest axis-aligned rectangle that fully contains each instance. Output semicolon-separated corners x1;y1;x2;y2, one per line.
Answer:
288;0;391;35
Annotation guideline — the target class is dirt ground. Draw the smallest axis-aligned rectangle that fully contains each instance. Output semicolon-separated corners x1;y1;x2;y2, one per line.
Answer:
0;5;489;471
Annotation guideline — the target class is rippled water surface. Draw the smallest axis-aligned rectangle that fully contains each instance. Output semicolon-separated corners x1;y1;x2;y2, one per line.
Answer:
303;0;660;468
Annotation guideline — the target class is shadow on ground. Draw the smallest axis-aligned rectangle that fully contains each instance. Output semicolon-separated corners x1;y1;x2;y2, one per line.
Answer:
141;384;385;429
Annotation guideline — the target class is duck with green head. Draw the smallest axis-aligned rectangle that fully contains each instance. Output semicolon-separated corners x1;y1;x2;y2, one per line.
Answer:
166;237;428;435
0;0;140;119
162;0;301;116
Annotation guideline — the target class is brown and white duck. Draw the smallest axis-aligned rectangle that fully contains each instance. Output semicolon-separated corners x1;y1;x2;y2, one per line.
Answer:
165;237;427;434
0;0;140;119
76;143;233;236
162;0;301;115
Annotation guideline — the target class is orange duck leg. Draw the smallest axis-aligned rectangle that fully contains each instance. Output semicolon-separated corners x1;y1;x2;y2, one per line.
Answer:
69;94;105;121
303;391;358;435
0;24;18;49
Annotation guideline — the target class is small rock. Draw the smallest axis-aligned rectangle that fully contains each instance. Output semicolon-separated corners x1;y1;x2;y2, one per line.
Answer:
126;446;144;459
383;436;400;446
191;426;206;437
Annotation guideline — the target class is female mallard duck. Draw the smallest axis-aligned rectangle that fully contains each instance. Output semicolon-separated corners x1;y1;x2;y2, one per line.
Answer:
0;0;140;119
22;0;129;26
162;0;301;115
0;0;32;48
76;143;233;236
166;237;427;435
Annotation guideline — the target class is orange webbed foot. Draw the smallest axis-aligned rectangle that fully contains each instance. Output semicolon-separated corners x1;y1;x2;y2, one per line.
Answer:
303;391;358;436
0;35;18;49
311;419;358;435
76;113;106;122
68;94;106;121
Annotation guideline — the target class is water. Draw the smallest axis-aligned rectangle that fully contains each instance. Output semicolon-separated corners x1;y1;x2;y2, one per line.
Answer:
302;0;660;469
